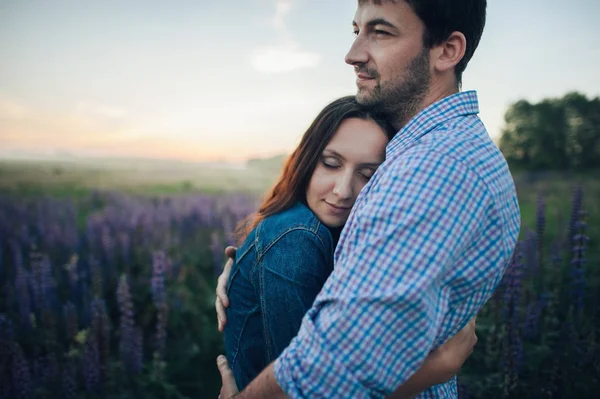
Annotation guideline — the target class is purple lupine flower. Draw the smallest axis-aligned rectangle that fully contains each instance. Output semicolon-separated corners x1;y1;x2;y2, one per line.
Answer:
61;358;77;399
15;264;31;332
570;218;588;316
152;251;168;363
0;317;15;399
0;314;14;341
117;274;138;375
101;224;116;268
502;243;524;319
132;327;143;375
28;250;42;315
568;185;583;245
42;352;59;388
39;255;53;307
82;333;101;393
523;230;537;281
118;232;131;266
502;243;524;395
62;302;78;344
523;293;550;340
536;193;546;268
89;256;102;298
91;298;110;380
12;344;32;399
0;244;4;281
151;251;166;306
65;254;79;299
31;348;44;390
568;187;587;317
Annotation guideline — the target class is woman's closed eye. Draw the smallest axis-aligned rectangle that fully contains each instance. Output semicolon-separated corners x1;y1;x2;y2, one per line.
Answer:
358;170;375;180
322;158;341;169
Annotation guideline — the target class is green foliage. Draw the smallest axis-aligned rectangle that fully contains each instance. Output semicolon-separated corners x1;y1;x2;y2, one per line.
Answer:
499;92;600;171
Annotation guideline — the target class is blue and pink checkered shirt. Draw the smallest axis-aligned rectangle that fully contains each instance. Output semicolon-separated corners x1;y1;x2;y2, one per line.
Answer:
273;91;521;398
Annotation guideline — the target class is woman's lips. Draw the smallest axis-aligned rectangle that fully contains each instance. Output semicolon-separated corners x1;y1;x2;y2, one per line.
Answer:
325;201;351;215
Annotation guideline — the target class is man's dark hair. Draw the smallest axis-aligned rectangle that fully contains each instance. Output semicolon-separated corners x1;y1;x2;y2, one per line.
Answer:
359;0;487;86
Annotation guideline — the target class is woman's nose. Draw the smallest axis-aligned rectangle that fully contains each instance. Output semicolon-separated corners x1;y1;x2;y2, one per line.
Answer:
332;173;353;200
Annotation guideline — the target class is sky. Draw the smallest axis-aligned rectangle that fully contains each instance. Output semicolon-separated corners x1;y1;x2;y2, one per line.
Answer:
1;0;599;163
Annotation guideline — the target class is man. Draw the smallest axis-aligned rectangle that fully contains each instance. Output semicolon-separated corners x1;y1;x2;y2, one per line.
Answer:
215;0;520;397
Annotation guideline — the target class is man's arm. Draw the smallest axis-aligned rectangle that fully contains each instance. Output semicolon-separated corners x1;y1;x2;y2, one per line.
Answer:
237;363;284;399
272;150;491;397
218;316;478;398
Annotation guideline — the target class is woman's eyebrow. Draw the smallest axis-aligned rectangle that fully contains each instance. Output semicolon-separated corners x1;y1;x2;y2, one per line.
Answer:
322;149;345;160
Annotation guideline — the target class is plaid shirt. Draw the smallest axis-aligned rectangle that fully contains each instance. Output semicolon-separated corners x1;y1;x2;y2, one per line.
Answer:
274;91;520;398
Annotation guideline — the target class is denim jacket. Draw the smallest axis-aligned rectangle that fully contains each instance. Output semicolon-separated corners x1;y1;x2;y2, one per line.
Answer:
224;202;335;390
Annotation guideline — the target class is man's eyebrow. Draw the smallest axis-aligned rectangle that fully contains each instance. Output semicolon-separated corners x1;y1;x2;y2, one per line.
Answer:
352;18;398;30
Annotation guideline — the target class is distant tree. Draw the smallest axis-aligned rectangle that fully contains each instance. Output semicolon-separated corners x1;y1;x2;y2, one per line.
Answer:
499;92;600;171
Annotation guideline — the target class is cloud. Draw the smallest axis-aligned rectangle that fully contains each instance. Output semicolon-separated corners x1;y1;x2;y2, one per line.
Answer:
251;0;321;74
251;45;320;74
0;98;28;120
272;0;293;31
75;102;128;120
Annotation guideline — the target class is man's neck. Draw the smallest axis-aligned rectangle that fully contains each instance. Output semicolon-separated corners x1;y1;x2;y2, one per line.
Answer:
392;81;460;131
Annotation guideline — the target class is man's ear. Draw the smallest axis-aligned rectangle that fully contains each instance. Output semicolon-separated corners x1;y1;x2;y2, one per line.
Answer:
431;31;467;73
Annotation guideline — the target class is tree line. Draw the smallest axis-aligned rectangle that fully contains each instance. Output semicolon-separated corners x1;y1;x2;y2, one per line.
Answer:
499;92;600;171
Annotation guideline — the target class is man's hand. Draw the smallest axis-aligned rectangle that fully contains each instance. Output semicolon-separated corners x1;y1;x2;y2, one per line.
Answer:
217;355;239;399
216;246;237;332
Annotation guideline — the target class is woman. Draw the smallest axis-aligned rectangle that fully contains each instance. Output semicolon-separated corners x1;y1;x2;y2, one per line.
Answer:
217;96;476;396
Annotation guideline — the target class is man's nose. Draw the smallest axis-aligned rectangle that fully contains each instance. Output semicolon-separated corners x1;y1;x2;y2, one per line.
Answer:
345;34;368;66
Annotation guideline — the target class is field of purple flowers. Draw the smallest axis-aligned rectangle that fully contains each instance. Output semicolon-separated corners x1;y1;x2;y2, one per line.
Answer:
0;176;598;398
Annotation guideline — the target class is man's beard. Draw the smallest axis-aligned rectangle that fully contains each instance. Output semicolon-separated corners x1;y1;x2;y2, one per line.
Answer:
356;47;431;128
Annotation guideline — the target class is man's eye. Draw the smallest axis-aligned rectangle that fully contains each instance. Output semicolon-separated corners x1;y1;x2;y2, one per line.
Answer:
353;30;359;36
375;30;390;36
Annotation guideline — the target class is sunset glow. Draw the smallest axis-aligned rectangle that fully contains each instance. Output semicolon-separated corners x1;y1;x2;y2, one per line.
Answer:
1;0;599;162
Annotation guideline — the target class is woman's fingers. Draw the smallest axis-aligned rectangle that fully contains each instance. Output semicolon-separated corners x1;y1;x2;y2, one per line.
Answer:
215;247;237;331
217;258;233;305
217;355;239;398
216;296;226;332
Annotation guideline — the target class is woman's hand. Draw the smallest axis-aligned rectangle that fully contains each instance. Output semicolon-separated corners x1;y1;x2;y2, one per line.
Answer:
388;316;477;398
427;316;478;383
217;355;239;399
216;246;237;332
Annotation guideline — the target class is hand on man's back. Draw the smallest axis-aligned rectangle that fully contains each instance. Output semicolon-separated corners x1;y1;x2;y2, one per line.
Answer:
216;246;237;332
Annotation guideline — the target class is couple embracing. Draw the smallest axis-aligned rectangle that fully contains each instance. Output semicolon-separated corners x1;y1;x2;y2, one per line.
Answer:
213;1;520;398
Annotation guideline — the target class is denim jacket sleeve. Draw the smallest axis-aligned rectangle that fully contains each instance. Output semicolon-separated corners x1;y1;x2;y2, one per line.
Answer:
252;227;332;363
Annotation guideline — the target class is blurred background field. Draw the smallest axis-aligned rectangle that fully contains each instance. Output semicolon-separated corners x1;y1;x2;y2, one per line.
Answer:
1;153;599;398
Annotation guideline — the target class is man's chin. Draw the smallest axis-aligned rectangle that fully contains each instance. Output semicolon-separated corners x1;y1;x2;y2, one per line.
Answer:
356;90;380;107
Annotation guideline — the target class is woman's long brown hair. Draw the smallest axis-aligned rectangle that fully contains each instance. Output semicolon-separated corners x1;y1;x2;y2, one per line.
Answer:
234;96;395;244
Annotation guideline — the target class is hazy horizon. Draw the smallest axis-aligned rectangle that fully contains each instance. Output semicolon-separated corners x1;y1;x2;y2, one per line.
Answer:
2;0;599;162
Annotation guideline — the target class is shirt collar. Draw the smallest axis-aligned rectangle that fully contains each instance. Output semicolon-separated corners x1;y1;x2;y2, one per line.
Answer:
385;90;480;158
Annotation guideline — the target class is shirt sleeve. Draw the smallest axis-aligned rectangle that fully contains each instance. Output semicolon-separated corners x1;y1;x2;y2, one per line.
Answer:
273;149;491;398
253;228;332;363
